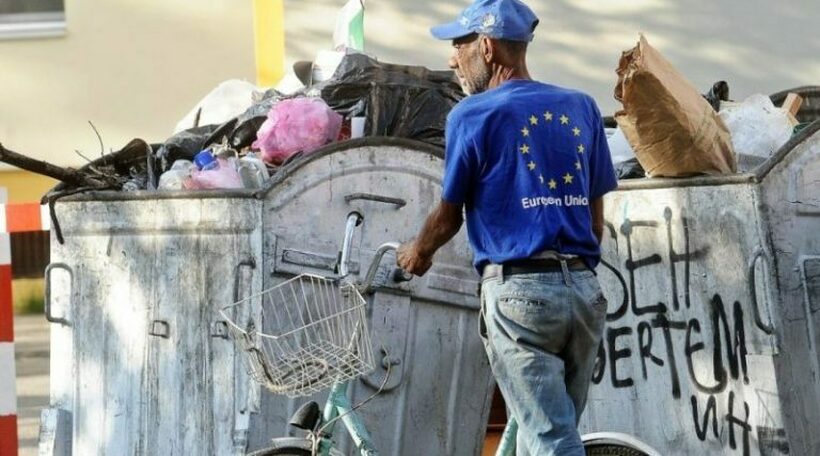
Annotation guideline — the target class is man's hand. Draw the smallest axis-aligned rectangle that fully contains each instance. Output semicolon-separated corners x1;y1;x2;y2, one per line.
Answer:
397;241;434;277
398;200;463;277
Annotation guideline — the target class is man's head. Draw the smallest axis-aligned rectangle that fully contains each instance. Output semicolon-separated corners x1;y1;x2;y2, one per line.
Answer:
431;0;538;94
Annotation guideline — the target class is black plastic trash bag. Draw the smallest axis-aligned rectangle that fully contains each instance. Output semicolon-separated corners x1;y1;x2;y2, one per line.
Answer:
229;90;288;151
312;54;464;148
703;80;731;112
154;124;222;170
615;158;646;180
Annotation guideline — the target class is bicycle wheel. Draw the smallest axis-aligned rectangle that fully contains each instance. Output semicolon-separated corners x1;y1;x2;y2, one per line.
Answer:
585;444;648;456
248;437;346;456
247;437;312;456
248;448;309;456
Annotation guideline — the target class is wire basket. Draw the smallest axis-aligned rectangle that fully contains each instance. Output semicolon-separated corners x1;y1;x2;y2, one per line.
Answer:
221;273;375;397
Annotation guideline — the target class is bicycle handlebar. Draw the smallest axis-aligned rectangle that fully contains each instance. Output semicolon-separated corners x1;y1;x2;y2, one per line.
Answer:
339;213;411;293
359;242;404;294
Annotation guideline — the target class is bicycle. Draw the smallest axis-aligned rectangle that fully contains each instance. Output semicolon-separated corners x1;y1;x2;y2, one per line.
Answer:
221;212;415;456
221;212;655;456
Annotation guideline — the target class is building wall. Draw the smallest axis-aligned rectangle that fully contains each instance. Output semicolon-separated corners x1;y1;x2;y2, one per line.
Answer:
0;0;256;169
1;0;817;171
0;171;56;203
284;0;818;117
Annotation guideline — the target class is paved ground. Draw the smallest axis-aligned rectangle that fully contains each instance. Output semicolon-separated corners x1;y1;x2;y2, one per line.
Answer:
14;314;49;456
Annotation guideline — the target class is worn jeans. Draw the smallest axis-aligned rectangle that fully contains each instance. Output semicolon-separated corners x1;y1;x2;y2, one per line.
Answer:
480;268;608;456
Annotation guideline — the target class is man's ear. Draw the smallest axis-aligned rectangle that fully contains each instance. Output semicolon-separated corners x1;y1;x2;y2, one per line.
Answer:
479;36;494;64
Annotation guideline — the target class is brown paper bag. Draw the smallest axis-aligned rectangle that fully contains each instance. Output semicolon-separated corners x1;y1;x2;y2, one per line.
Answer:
614;35;736;177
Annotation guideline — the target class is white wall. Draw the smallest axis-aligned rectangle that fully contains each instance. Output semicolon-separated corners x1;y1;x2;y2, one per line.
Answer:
2;0;818;167
0;0;256;167
285;0;819;116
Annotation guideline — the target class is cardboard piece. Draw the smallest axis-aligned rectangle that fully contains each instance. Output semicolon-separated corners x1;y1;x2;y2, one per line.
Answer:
614;35;736;177
781;92;803;126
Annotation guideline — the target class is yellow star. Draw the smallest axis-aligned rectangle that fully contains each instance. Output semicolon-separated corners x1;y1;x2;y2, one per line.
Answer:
577;144;585;154
519;144;530;154
544;111;553;121
528;161;536;171
548;179;557;190
521;127;530;137
560;115;570;125
529;115;539;126
539;174;545;184
572;127;581;136
575;160;582;170
563;172;574;184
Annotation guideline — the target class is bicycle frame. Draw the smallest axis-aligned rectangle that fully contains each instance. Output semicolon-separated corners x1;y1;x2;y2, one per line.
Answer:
311;382;517;456
314;380;379;456
245;214;411;455
494;418;517;456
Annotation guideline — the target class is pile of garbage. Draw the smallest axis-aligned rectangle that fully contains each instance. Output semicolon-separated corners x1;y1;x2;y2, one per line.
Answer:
55;33;815;193
65;53;460;194
607;35;818;179
1;27;817;198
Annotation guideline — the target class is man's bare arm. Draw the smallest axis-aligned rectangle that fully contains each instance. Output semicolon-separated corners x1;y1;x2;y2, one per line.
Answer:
591;197;605;244
397;200;464;276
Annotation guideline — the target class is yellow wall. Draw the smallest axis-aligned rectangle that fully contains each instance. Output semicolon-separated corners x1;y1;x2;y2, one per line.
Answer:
0;170;58;203
0;170;55;314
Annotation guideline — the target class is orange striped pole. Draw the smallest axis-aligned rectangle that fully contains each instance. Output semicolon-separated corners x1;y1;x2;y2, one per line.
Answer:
0;200;50;455
0;198;17;456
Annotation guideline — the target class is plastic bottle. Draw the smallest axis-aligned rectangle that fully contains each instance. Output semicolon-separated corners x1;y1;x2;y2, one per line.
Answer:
237;152;270;188
194;150;219;171
158;160;195;191
171;159;195;172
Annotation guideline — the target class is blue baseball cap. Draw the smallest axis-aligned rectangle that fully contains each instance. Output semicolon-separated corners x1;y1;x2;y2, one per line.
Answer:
431;0;539;42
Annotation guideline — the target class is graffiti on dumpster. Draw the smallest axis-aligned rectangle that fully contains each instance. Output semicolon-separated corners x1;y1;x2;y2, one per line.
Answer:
591;207;789;455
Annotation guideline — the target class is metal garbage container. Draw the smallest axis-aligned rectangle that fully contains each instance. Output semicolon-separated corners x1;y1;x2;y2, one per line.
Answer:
39;138;495;456
579;122;820;456
248;138;493;455
41;194;264;455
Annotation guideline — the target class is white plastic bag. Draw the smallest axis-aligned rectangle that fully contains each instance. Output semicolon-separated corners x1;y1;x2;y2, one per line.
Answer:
334;0;365;51
719;94;793;159
607;127;637;164
175;80;259;133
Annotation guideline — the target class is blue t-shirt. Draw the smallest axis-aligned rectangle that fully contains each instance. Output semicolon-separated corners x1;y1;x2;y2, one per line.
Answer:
441;80;618;271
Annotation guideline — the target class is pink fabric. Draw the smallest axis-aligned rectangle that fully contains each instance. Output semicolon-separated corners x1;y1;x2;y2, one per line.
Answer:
252;97;343;165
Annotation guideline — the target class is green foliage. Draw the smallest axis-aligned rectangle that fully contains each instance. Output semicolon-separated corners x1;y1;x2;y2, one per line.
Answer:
15;292;44;315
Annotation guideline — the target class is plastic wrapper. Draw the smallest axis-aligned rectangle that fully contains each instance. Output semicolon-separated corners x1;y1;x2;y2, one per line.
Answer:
188;158;243;189
719;94;794;159
158;160;195;190
252;97;343;165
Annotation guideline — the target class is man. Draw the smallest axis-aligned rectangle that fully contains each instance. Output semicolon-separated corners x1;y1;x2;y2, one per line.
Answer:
396;0;618;454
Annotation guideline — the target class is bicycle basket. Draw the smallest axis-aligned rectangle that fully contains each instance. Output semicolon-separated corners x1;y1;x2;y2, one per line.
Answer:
221;274;375;397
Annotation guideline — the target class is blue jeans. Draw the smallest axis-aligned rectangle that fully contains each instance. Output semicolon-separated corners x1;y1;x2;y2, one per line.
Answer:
480;268;608;456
